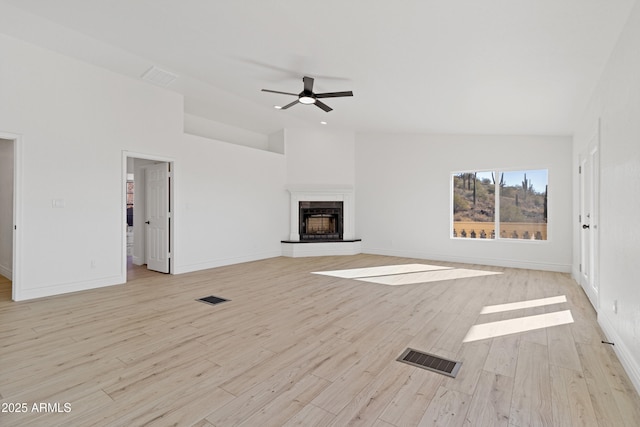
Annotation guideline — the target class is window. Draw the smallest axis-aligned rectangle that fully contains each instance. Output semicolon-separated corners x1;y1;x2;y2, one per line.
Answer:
452;169;548;241
453;172;495;239
499;170;548;240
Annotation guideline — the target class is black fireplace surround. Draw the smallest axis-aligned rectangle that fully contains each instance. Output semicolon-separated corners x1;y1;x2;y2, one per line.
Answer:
299;201;343;241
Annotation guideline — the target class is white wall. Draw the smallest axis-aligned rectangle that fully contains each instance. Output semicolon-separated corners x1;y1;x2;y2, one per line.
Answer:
284;128;356;188
356;133;573;271
184;113;270;152
268;129;285;155
0;33;287;300
573;0;640;394
174;133;287;273
0;138;13;279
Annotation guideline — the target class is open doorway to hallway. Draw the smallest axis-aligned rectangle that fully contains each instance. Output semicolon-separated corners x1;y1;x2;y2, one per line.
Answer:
0;135;18;301
124;153;174;282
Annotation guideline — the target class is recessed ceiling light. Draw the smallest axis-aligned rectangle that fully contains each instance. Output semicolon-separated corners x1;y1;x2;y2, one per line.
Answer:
320;121;327;125
274;105;282;109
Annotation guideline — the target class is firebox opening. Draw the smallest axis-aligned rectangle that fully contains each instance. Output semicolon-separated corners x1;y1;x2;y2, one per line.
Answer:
299;201;343;241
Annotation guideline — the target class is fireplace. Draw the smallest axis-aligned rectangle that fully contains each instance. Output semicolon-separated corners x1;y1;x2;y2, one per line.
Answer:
299;201;343;241
285;186;356;242
283;187;360;256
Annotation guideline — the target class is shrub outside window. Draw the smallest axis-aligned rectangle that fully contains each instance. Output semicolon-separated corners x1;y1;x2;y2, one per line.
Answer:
452;169;548;241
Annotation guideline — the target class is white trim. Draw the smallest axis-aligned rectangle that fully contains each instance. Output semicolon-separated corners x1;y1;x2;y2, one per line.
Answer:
173;250;282;274
599;312;640;396
362;247;571;273
282;241;362;258
571;266;581;284
15;275;124;301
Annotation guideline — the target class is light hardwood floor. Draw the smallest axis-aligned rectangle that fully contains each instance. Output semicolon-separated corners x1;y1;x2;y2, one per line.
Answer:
1;255;639;426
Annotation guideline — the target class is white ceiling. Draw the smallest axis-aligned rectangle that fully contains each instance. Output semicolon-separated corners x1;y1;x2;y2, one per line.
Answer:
1;0;636;136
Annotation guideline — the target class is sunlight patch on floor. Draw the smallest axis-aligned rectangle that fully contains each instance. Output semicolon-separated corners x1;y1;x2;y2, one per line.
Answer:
312;263;452;279
463;310;574;342
312;263;501;286
480;295;567;314
356;268;501;286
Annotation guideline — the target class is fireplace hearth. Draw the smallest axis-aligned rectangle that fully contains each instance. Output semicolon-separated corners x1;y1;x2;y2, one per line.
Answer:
282;187;360;257
299;201;343;241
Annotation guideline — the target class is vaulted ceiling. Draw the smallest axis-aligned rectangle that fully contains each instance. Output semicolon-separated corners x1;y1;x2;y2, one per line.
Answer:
1;0;636;136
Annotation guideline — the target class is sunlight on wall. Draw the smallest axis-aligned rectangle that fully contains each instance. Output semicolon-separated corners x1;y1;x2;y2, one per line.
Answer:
312;263;502;286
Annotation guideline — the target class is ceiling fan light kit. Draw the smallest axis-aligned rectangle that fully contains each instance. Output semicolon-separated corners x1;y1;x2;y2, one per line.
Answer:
262;76;353;112
299;95;316;104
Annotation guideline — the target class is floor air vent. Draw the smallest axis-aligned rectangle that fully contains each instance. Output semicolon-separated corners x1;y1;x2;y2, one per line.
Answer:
197;296;229;306
397;348;462;378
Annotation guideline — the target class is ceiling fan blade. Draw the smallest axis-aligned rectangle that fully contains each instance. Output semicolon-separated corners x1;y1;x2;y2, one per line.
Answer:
303;76;314;92
315;100;333;112
280;99;300;110
262;89;298;96
315;91;354;98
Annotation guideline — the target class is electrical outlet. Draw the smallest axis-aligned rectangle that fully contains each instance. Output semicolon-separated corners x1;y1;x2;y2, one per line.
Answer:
91;259;96;269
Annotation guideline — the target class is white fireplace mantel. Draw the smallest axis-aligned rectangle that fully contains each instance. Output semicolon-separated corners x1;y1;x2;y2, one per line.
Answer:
287;186;355;241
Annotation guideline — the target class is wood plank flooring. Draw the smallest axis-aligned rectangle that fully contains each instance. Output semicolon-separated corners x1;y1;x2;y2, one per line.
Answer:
1;254;639;426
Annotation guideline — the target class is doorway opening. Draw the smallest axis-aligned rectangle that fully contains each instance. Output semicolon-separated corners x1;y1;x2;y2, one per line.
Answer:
123;152;175;282
0;133;20;301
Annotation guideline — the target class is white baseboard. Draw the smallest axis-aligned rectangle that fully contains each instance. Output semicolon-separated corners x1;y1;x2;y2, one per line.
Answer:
281;241;362;258
173;250;282;274
15;251;281;299
362;247;572;273
0;263;11;280
14;275;124;301
598;312;640;396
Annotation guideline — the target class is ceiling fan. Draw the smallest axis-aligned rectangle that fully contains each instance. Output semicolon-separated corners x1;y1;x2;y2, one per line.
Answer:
262;76;353;112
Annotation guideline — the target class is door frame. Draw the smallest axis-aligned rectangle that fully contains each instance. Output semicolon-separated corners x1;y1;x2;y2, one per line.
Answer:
121;151;175;281
578;122;600;310
0;132;22;301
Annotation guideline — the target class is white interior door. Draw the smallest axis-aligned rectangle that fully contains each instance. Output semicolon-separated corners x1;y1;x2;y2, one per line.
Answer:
579;137;599;310
145;163;170;273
